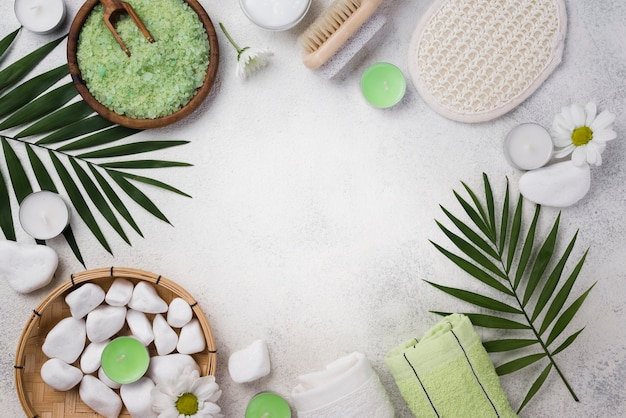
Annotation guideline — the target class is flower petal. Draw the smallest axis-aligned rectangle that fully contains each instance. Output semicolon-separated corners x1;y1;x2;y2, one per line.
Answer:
592;128;617;143
584;102;597;126
554;144;575;158
590;109;616;131
570;103;586;127
571;146;588;166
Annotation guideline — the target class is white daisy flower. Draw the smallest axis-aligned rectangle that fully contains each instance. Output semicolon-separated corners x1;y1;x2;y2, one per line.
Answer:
151;366;223;418
552;102;617;167
219;22;273;80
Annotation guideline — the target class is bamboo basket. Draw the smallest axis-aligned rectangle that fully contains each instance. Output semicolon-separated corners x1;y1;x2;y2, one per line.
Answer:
15;267;217;418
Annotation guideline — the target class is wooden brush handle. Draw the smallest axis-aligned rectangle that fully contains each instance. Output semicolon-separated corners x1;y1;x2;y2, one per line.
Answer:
303;0;382;69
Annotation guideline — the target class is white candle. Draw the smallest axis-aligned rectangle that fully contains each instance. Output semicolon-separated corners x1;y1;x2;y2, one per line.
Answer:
14;0;66;34
504;123;553;170
240;0;311;31
19;191;70;240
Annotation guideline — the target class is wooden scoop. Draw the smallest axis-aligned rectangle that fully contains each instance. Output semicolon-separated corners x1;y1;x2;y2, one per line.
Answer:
100;0;154;56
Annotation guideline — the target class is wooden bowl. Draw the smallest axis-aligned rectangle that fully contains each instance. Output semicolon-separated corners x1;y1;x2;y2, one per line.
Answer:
15;267;218;418
67;0;219;129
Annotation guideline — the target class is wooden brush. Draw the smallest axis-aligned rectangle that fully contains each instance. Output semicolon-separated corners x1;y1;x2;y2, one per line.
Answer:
299;0;383;70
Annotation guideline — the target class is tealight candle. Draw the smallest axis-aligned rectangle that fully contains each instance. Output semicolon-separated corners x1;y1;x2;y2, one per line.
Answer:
240;0;311;31
19;191;70;240
504;123;554;170
245;392;291;418
101;337;150;384
360;62;406;108
14;0;67;34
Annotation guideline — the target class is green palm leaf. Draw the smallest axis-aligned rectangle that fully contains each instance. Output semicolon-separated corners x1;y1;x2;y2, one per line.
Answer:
429;174;594;411
0;32;191;265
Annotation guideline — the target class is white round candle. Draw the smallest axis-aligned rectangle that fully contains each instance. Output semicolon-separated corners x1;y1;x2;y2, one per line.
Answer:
504;123;554;170
19;191;70;240
240;0;311;31
14;0;66;34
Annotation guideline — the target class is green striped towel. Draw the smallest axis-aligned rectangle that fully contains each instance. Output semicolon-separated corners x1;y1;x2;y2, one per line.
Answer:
385;314;517;418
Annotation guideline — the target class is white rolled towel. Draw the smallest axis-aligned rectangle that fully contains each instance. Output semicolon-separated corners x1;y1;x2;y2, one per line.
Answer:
291;351;394;418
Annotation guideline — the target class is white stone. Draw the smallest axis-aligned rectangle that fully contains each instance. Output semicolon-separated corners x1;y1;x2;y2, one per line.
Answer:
128;281;168;313
153;314;178;356
120;377;157;418
167;297;193;328
127;309;154;346
519;161;591;208
80;340;109;374
105;278;134;306
228;339;271;383
147;354;200;385
0;241;58;293
86;305;126;343
79;375;123;418
42;316;86;364
65;283;105;319
98;367;121;389
177;318;206;355
41;358;83;391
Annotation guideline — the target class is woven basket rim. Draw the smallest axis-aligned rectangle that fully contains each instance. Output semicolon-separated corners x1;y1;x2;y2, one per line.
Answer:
15;266;217;418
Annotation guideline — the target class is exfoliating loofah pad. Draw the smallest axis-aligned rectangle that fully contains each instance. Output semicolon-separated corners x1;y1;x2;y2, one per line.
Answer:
408;0;567;123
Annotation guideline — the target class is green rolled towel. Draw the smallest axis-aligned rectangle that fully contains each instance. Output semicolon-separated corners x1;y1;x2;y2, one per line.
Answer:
385;314;517;418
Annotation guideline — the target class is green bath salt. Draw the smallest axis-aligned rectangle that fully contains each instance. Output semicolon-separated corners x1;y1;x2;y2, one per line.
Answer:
77;0;210;119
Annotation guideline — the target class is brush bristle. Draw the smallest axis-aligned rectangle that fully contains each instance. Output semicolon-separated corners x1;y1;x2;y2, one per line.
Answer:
299;0;362;53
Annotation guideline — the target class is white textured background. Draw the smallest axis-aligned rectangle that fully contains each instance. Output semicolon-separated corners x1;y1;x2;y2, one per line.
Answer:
1;0;625;417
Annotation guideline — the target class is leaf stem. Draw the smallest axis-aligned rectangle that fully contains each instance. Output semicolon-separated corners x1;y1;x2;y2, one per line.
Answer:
494;240;579;402
218;22;243;54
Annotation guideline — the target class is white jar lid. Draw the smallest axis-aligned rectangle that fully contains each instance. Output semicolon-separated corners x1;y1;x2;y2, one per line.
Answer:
240;0;311;31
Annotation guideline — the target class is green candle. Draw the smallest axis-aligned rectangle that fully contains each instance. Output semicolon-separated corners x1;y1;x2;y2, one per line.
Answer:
360;62;406;108
101;336;150;384
245;392;291;418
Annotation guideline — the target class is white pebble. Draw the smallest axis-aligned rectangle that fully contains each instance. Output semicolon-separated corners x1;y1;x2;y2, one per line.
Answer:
80;340;109;374
79;375;123;418
105;278;134;306
42;316;86;364
41;358;83;391
98;367;121;389
153;314;178;356
120;377;157;418
228;339;271;383
167;297;192;328
128;281;168;313
86;305;126;343
519;160;591;207
0;241;57;293
177;318;206;355
147;354;200;385
127;309;154;346
65;283;105;319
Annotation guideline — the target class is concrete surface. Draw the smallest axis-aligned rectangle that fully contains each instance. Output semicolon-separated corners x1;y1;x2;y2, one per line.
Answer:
0;0;624;417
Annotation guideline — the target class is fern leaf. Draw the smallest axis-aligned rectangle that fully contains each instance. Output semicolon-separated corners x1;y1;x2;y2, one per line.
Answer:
522;213;560;306
517;363;553;413
429;174;594;411
115;171;192;198
89;165;143;237
0;34;65;91
107;169;171;224
50;151;112;254
15;101;94;138
0;28;20;60
0;161;15;240
496;353;547;376
36;115;114;145
1;137;32;202
69;159;130;245
57;125;140;151
0;83;78;130
0;64;68;119
483;339;538;353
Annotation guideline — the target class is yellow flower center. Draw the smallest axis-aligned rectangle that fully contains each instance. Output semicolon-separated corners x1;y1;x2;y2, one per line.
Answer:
176;392;199;415
571;126;593;146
